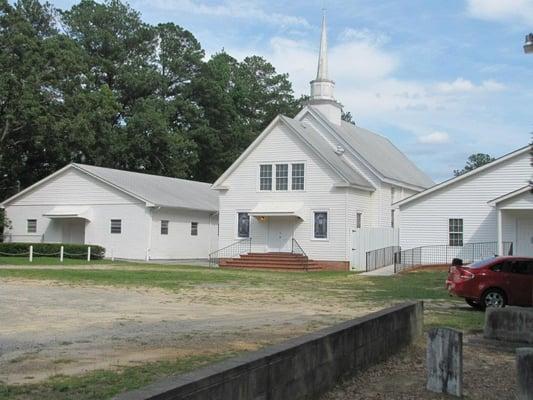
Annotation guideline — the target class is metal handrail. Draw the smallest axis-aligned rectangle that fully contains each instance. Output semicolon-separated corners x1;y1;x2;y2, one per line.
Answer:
208;237;252;268
393;241;513;273
291;238;309;272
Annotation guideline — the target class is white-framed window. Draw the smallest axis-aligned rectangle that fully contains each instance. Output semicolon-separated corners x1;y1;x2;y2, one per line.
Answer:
259;164;272;191
191;222;198;236
449;218;463;247
110;219;122;234
291;163;305;190
356;212;362;229
391;210;395;228
314;211;328;239
161;220;169;235
27;219;37;233
275;164;288;190
237;212;250;238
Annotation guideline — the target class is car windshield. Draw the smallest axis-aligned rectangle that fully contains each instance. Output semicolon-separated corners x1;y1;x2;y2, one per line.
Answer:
468;257;496;269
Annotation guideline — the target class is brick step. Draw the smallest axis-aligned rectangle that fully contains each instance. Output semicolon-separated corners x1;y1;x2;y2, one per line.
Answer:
219;263;321;271
243;253;307;259
220;258;320;268
237;256;308;262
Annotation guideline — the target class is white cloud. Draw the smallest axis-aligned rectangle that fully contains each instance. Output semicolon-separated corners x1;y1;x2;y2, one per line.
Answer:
417;131;451;144
466;0;533;25
140;0;310;27
338;28;390;46
435;78;506;93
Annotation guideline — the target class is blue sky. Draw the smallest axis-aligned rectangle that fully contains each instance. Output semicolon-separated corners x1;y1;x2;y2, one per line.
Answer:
51;0;533;182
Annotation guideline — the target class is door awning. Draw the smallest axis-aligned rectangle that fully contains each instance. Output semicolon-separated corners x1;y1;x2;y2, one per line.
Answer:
249;202;305;220
43;206;92;221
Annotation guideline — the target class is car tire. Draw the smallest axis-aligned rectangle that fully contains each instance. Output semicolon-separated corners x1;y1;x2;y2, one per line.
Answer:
481;289;506;309
465;298;484;310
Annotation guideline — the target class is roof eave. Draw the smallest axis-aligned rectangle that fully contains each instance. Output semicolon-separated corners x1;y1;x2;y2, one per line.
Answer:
333;182;375;192
488;185;531;206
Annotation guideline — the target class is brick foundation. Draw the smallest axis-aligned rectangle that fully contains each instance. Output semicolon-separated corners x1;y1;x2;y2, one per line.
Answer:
313;260;350;271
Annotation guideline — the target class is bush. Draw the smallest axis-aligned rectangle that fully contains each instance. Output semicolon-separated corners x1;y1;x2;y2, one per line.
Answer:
0;243;106;260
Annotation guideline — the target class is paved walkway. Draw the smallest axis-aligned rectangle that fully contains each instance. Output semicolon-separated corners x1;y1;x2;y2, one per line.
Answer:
360;264;395;276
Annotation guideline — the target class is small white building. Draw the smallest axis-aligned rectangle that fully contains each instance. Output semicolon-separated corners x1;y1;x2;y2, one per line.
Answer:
1;164;218;260
395;145;532;257
211;15;433;270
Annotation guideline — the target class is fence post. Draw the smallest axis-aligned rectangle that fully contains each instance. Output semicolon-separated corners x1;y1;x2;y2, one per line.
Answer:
29;245;33;262
87;246;91;261
60;246;64;262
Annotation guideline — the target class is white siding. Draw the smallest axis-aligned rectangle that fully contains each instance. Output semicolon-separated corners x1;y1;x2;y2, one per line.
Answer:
149;208;218;259
399;151;531;250
218;122;352;261
4;168;150;259
6;203;149;259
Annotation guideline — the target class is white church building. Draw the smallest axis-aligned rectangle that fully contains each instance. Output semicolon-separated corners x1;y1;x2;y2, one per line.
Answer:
396;145;532;259
1;163;219;260
211;15;433;270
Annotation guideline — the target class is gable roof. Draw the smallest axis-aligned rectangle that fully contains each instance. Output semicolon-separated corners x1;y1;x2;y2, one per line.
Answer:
488;185;531;206
2;164;218;212
303;107;434;190
212;115;374;191
395;145;532;208
280;116;374;190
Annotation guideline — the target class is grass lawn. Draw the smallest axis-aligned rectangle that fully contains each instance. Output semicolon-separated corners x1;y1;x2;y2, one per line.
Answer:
0;261;484;400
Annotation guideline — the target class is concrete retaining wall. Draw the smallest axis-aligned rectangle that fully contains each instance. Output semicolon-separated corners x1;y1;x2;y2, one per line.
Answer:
484;306;533;344
115;302;423;400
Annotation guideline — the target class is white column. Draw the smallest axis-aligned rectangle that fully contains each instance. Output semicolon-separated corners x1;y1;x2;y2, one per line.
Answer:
29;245;33;262
87;246;91;261
497;208;503;256
60;246;64;262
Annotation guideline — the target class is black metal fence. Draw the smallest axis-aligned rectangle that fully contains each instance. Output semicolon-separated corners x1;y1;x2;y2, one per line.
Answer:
365;245;401;272
394;241;513;273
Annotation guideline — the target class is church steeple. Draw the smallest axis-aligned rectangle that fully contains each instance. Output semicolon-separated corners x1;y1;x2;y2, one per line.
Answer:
316;11;328;80
309;11;342;125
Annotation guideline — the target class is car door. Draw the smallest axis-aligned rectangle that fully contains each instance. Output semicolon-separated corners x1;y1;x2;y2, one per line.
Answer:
526;260;533;307
506;260;531;306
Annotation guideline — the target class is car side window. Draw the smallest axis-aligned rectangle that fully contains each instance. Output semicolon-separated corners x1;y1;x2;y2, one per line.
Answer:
523;261;533;275
491;262;506;272
510;261;528;274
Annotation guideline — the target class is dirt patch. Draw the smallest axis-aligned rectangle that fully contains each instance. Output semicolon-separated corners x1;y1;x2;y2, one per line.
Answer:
322;334;517;400
0;278;376;384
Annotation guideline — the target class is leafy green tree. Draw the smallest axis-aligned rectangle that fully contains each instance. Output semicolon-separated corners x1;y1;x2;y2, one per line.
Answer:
0;0;303;197
453;153;495;176
341;111;356;125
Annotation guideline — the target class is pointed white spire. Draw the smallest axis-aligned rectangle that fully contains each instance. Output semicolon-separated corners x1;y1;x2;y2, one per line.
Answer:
316;10;328;80
308;9;342;125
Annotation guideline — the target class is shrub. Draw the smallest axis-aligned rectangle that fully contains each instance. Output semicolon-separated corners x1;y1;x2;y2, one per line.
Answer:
0;243;106;260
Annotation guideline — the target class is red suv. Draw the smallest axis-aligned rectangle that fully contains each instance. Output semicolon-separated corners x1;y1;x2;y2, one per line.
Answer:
446;256;533;309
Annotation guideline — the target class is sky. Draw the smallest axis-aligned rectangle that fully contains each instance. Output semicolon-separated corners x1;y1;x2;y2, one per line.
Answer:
50;0;533;182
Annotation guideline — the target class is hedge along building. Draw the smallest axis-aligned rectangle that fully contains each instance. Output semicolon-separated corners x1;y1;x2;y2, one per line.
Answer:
1;164;219;260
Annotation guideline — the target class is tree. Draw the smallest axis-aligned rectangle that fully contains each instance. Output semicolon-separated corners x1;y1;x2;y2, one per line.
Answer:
0;0;302;197
341;111;356;125
453;153;495;176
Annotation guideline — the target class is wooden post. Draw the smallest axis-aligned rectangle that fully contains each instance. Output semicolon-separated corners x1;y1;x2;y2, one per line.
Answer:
60;246;64;263
87;246;91;261
29;245;33;262
497;208;503;255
